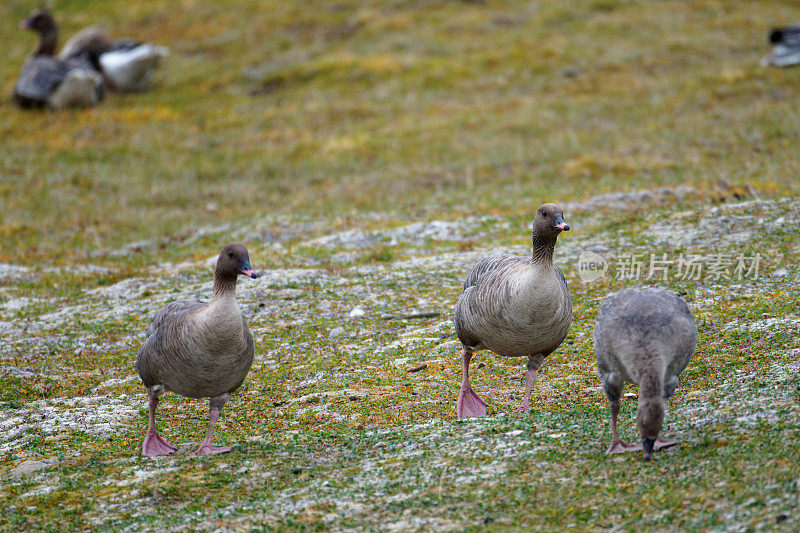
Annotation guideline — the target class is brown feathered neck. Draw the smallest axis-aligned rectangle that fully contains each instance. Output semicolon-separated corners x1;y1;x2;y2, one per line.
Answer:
212;269;238;299
637;369;664;400
33;21;58;56
531;233;557;264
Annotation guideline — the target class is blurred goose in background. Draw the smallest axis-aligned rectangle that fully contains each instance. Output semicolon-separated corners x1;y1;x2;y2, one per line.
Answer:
13;9;102;109
594;288;698;460
762;25;800;67
454;203;572;418
59;26;168;92
136;243;258;457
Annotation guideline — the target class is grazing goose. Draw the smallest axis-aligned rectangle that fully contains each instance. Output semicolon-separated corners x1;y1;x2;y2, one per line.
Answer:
594;288;698;460
59;26;168;92
454;203;572;418
136;243;258;457
13;9;103;109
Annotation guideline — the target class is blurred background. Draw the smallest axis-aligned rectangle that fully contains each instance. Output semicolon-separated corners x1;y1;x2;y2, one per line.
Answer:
2;0;799;265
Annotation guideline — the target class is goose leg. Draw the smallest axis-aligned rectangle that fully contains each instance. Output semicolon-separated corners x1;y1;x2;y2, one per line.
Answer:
142;394;176;457
514;356;542;413
194;395;232;456
606;398;640;454
456;348;487;418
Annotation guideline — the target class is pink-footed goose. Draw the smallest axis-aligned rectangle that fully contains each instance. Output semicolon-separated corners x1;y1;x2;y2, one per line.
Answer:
454;203;572;418
594;287;697;460
14;9;103;109
136;243;258;456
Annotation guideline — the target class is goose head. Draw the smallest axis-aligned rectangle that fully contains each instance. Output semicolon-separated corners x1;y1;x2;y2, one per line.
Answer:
533;203;570;239
19;9;58;56
216;243;258;280
637;399;664;461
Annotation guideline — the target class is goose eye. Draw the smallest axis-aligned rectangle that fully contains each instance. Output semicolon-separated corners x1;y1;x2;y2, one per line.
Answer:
228;252;234;258
543;212;548;218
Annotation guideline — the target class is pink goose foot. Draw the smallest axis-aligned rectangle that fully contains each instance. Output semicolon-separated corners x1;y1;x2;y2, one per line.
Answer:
142;432;176;457
192;406;232;455
457;386;488;418
606;440;641;454
654;436;679;450
194;443;232;456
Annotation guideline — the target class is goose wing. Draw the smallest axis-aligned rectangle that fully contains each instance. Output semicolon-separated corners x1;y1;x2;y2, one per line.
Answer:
14;56;69;106
462;252;528;290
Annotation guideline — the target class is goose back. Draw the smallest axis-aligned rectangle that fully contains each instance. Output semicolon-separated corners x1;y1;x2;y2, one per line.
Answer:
594;288;697;392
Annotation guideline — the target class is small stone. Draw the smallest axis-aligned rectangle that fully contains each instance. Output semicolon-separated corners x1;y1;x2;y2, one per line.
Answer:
348;306;366;318
623;392;637;399
329;326;345;338
291;467;304;475
771;268;789;278
275;289;304;300
476;362;486;369
406;363;428;373
10;460;47;477
776;514;789;523
347;393;365;401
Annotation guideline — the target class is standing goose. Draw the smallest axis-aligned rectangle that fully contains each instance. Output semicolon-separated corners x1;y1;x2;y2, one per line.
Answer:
136;243;258;456
454;203;572;418
594;288;698;460
13;9;103;109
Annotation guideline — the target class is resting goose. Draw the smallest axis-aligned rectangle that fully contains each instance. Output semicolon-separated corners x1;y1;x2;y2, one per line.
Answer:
762;25;800;67
136;243;258;456
454;203;572;418
594;288;698;460
13;9;103;109
59;26;168;92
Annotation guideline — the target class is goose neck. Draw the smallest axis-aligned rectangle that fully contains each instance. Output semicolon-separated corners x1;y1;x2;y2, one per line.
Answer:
212;271;238;300
531;234;556;264
35;27;58;56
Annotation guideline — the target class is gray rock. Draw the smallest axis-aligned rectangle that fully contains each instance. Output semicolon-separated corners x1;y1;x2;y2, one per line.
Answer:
771;268;789;278
274;289;304;300
10;460;47;477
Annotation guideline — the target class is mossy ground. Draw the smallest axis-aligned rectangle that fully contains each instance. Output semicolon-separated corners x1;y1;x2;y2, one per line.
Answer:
1;0;799;531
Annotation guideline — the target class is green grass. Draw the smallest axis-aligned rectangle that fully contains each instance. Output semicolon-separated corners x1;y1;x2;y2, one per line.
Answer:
2;0;800;531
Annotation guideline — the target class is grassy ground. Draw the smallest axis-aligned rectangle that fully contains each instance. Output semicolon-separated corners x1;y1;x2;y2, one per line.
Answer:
1;0;800;531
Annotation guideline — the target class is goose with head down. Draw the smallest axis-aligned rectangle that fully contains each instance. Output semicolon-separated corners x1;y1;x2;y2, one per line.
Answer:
454;203;572;418
136;243;258;456
594;287;698;460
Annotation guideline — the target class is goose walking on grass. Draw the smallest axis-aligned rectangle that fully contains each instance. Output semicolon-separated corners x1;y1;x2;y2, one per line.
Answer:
14;9;103;110
454;203;572;418
594;288;698;460
136;243;258;457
